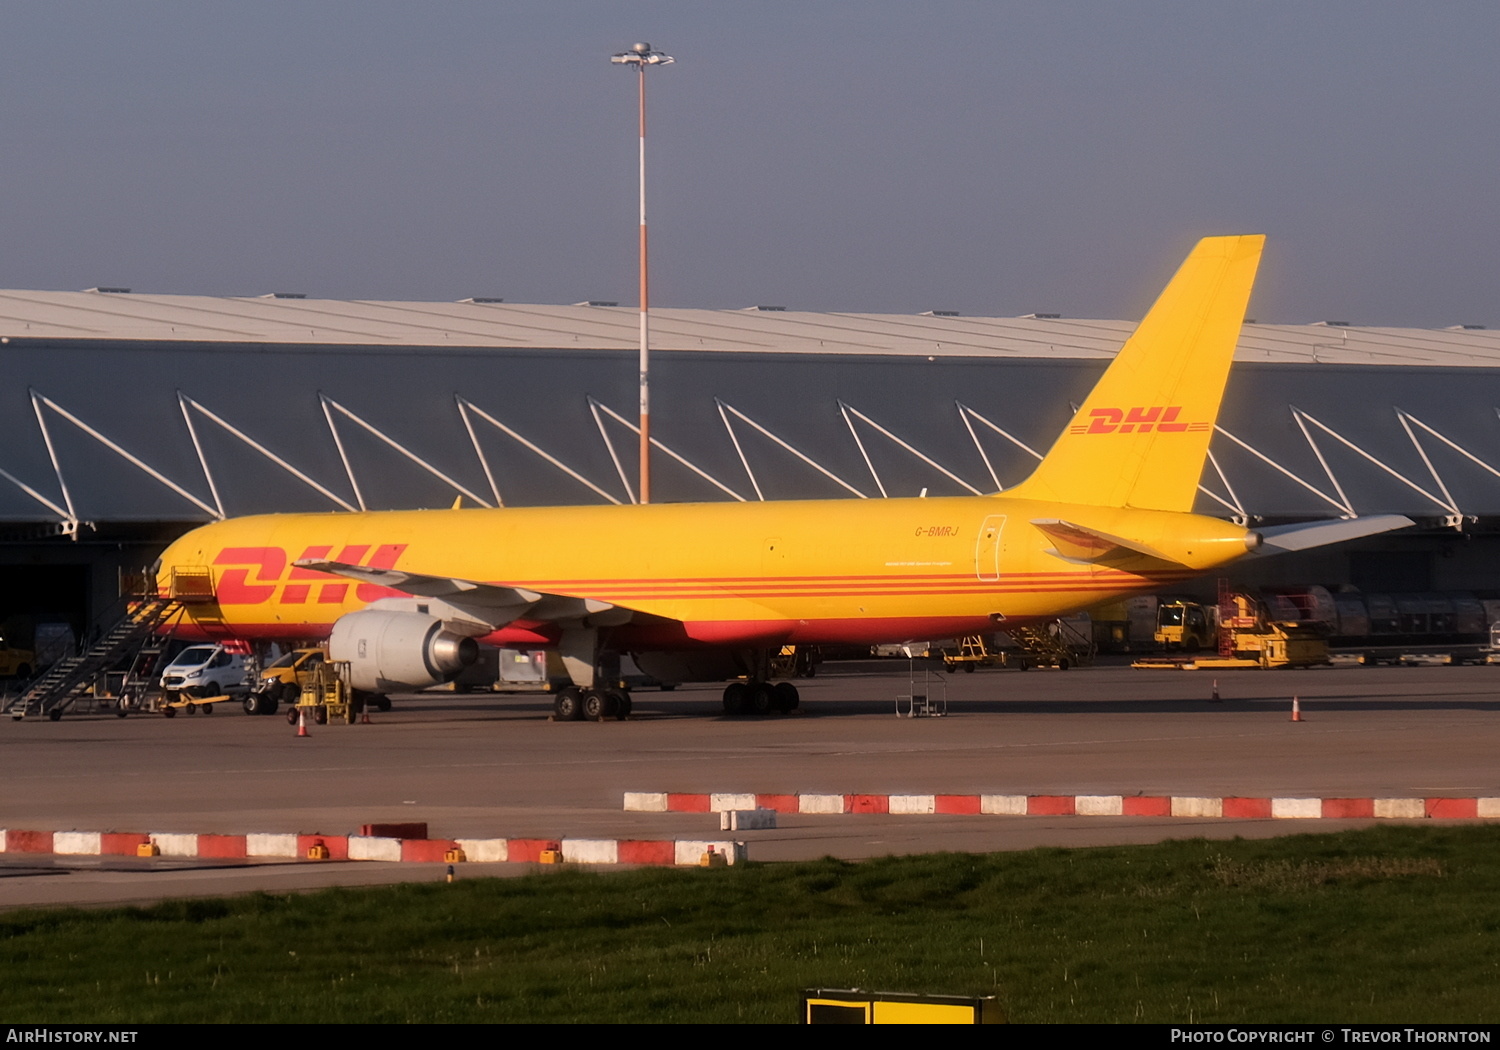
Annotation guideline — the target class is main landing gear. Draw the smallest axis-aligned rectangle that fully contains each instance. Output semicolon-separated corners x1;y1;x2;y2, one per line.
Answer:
722;680;799;716
549;627;635;723
553;685;632;722
720;647;799;715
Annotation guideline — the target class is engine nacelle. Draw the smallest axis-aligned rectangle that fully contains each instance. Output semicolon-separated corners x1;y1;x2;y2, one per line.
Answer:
329;609;479;693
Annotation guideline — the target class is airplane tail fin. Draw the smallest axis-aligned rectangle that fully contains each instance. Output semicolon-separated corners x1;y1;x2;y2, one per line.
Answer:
1005;235;1264;512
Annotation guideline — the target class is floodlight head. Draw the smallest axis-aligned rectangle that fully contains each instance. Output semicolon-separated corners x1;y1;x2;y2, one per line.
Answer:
612;43;674;67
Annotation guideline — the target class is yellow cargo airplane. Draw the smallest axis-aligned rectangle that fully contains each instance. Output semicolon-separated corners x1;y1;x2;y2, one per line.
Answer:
155;235;1410;719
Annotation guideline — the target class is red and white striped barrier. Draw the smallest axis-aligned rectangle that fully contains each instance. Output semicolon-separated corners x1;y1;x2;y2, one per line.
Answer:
623;792;1500;820
0;828;746;866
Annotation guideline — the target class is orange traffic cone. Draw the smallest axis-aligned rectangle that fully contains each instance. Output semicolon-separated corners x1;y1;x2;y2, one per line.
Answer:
1290;696;1303;722
297;708;310;737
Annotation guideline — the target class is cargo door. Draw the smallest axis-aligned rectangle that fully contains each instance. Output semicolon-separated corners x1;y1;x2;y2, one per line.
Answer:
974;515;1005;582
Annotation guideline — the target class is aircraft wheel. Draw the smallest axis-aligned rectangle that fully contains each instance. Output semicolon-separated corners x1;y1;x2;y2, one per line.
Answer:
606;690;628;719
615;691;632;719
583;688;612;721
243;696;258;715
772;681;800;712
553;686;584;722
748;682;774;716
163;706;176;719
722;682;747;715
374;695;392;712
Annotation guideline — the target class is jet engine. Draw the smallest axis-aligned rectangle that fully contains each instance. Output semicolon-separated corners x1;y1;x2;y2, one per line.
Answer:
329;609;479;693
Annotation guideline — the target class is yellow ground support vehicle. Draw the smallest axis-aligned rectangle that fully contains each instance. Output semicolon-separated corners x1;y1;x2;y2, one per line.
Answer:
256;649;383;725
1195;592;1330;669
253;647;395;717
285;660;360;726
1137;593;1330;669
936;625;1090;672
769;644;821;678
160;691;228;717
0;633;35;679
937;636;1005;672
245;647;321;715
1154;600;1214;651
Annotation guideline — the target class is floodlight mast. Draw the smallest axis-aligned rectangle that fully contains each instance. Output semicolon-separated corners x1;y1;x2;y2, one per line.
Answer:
611;42;673;504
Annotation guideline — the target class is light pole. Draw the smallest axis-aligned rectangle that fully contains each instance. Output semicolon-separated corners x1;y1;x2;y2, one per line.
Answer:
611;41;673;505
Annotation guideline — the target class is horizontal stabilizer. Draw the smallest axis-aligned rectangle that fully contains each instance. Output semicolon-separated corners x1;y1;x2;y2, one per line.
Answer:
1030;519;1182;567
1252;515;1414;555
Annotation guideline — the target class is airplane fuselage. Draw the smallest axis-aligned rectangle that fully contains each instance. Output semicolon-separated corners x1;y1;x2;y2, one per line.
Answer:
156;494;1254;649
141;237;1413;710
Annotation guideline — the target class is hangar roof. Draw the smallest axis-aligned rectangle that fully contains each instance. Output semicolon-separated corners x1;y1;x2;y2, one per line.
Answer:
3;287;1500;530
0;288;1495;367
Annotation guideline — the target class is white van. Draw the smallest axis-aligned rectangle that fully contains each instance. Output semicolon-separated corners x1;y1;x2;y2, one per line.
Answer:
160;645;250;698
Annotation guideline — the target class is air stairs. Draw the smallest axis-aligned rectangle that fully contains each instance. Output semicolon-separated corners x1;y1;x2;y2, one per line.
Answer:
1005;620;1095;670
5;597;185;721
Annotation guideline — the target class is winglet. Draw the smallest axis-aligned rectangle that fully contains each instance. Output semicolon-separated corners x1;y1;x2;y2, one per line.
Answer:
1005;235;1264;511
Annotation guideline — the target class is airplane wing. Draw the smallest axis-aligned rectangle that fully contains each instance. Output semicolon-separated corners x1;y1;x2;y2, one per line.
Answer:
293;559;623;628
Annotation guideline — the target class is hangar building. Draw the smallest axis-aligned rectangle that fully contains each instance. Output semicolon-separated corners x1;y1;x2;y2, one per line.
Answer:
1;286;1497;639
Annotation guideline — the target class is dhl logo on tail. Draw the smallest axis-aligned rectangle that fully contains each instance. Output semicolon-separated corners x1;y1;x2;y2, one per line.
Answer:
1068;406;1211;435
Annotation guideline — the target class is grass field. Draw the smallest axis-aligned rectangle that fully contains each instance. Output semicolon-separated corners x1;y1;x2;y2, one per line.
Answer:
2;824;1497;1023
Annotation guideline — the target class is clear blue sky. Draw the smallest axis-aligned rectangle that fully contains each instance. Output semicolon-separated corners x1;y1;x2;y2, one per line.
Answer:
0;3;1495;326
